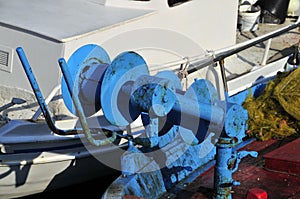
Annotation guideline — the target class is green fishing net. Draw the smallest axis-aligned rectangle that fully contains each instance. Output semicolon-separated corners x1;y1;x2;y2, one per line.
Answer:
242;67;300;141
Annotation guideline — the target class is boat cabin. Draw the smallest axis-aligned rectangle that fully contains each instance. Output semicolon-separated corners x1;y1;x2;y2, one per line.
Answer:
0;0;238;118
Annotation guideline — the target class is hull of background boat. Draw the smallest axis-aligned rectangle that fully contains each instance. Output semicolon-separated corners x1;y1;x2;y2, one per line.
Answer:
0;120;125;198
0;148;113;198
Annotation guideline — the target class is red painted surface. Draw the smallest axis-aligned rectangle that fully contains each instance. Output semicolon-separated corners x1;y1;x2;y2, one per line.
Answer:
264;138;300;175
246;188;267;199
175;138;300;199
176;163;300;199
240;139;277;151
122;138;300;199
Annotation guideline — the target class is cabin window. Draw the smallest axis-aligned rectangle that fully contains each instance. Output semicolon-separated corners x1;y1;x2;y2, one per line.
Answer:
168;0;190;7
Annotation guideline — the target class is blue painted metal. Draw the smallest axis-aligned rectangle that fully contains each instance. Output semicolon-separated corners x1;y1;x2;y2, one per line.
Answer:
227;81;268;142
16;47;50;122
183;79;221;125
97;56;253;197
75;61;109;116
16;47;78;135
99;58;247;144
59;58;117;146
285;45;299;71
17;45;261;198
142;79;247;142
141;79;225;139
185;78;219;104
214;137;258;199
227;82;268;106
61;45;246;143
18;41;257;197
224;103;248;138
61;44;110;117
155;70;182;90
130;75;177;117
100;51;149;127
139;71;181;136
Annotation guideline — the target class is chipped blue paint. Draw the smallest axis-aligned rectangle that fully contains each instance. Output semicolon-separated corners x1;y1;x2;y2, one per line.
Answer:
101;51;149;127
32;43;259;198
214;137;258;199
61;44;111;117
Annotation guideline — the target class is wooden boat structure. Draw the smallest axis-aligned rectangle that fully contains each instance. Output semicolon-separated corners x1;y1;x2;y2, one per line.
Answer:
0;0;299;198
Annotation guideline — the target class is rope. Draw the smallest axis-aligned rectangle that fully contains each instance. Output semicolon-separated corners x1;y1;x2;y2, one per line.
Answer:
177;57;190;90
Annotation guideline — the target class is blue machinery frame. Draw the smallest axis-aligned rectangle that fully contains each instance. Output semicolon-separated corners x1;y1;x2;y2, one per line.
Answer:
14;17;300;199
17;45;262;199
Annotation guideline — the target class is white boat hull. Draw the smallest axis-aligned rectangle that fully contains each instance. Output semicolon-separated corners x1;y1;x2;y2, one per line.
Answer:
0;120;124;198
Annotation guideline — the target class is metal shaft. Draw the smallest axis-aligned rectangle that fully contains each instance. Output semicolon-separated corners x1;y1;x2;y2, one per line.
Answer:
16;47;78;135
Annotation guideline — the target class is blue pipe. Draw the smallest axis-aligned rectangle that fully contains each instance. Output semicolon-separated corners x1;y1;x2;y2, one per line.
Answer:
16;47;79;135
213;137;258;199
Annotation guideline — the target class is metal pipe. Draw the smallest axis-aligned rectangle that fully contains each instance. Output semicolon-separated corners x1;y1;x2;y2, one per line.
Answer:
214;138;237;199
31;84;61;121
16;47;79;135
213;137;258;199
218;60;228;93
213;19;300;62
187;19;300;73
172;93;225;126
16;48;157;147
261;38;272;66
120;76;225;126
0;97;26;112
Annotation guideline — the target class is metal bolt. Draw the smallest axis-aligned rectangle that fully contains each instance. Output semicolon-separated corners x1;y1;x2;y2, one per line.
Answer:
163;95;168;103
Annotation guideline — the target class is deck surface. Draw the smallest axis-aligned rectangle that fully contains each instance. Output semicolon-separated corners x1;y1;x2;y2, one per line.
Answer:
174;136;300;199
264;138;300;175
123;136;300;199
225;17;300;81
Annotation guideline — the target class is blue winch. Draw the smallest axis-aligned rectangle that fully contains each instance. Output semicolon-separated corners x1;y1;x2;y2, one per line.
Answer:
16;44;258;199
